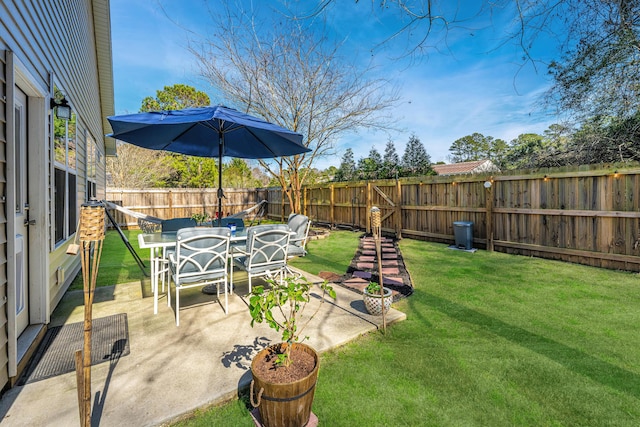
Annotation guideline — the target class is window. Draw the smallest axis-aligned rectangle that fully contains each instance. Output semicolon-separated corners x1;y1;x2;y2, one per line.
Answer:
53;95;77;245
86;133;98;200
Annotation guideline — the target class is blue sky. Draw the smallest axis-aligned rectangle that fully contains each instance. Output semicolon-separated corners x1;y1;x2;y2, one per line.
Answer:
110;0;561;168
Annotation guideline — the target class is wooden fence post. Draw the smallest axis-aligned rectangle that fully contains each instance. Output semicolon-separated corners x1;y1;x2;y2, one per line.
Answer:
485;179;494;252
330;185;335;228
366;181;372;234
168;190;173;219
396;179;402;239
303;187;308;217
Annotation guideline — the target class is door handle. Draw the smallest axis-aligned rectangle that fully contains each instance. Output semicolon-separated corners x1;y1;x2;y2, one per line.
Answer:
24;219;35;226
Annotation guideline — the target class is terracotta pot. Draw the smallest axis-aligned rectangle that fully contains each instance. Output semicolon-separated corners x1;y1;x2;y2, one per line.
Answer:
251;343;319;427
363;287;393;315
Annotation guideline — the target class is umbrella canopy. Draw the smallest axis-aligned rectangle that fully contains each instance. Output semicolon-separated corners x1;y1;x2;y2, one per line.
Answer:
107;106;310;222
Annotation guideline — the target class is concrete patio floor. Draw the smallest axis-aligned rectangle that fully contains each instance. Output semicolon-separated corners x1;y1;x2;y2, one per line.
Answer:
0;268;406;427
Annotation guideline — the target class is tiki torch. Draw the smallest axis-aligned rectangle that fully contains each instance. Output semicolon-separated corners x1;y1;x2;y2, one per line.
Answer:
370;206;386;333
74;199;105;427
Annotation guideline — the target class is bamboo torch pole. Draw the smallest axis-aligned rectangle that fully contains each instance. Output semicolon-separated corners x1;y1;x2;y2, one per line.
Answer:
76;199;106;427
370;207;386;333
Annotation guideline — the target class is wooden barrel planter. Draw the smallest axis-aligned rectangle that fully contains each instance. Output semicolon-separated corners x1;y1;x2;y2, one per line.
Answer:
251;343;319;427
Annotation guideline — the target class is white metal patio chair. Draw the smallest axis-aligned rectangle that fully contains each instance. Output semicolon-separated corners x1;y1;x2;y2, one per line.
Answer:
155;217;197;294
230;224;290;294
168;227;230;326
287;213;311;258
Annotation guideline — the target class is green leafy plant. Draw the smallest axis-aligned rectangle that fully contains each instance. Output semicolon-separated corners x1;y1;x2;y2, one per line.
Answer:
249;275;336;366
365;281;381;293
191;212;210;225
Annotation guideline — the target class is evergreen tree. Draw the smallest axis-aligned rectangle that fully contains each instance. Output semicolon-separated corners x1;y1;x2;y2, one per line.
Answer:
448;132;509;168
401;134;432;176
381;139;401;178
140;84;210;112
449;133;490;162
356;147;383;180
224;158;262;188
504;133;546;170
334;148;356;181
164;155;218;188
488;137;509;169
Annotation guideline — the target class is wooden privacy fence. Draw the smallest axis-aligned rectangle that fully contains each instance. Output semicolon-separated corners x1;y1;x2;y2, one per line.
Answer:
296;163;640;272
106;188;269;226
107;163;640;272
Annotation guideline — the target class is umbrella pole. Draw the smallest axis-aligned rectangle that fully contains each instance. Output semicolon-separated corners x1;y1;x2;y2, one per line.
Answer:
217;131;224;226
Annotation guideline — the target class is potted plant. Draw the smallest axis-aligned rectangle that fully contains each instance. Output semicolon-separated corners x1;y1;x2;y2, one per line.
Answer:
190;212;210;226
363;281;393;316
248;275;336;427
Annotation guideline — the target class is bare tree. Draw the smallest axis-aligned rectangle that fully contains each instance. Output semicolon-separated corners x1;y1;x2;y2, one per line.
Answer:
296;1;490;58
187;4;399;213
107;143;173;188
537;0;640;119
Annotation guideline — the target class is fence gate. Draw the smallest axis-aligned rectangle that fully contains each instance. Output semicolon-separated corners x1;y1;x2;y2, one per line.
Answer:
367;182;402;238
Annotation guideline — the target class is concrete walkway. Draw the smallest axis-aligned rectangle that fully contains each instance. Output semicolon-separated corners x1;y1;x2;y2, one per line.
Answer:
0;268;405;426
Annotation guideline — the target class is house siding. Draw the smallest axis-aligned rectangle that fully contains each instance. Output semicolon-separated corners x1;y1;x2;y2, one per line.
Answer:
1;1;106;157
0;49;9;389
0;0;112;391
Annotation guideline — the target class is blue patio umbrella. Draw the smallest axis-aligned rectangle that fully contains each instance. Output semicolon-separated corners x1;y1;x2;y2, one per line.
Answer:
107;106;309;222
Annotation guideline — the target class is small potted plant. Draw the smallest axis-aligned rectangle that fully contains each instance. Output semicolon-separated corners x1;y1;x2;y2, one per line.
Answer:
248;275;336;427
190;212;210;226
363;281;393;316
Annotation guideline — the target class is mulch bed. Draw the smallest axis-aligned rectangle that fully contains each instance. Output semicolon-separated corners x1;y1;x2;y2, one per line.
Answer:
319;233;413;302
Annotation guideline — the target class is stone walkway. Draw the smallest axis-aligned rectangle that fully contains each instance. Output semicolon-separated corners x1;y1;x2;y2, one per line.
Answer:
320;234;413;301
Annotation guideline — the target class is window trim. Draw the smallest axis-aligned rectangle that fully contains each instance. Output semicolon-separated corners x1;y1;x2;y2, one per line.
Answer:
52;86;78;247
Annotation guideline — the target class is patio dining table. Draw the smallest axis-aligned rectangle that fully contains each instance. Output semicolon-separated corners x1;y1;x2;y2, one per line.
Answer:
138;229;248;315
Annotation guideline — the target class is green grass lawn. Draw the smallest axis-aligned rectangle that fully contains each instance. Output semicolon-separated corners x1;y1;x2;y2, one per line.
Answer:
69;228;640;425
170;234;640;426
69;229;149;290
288;229;361;275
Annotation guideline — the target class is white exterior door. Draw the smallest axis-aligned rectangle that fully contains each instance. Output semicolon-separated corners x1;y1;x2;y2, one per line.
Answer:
14;87;30;335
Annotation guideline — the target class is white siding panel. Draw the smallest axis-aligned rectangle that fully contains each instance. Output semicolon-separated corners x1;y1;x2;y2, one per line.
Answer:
1;0;106;152
0;0;113;390
0;49;9;391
